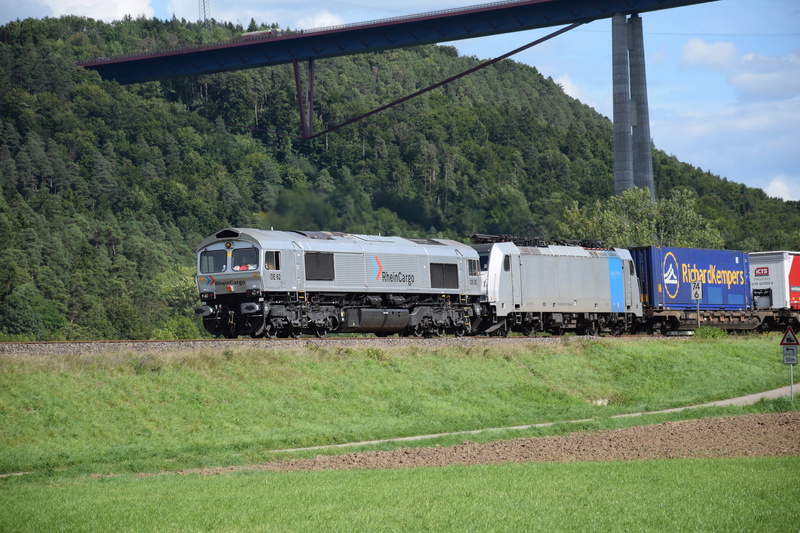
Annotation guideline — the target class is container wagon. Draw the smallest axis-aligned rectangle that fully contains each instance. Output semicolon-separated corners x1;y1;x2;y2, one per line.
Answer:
630;246;757;331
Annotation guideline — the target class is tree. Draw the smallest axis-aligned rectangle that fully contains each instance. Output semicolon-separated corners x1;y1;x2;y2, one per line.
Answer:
559;187;724;249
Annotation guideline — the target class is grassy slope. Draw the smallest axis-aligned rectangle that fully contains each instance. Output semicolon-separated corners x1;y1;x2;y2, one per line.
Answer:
0;335;794;476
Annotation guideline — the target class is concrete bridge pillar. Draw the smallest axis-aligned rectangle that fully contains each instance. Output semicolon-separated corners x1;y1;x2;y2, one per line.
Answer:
612;13;655;199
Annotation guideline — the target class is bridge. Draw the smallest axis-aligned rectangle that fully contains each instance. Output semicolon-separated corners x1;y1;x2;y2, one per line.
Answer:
80;0;718;196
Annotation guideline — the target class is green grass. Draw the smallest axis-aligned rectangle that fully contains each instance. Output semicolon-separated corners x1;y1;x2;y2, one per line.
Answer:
1;457;797;532
0;334;795;476
2;334;798;532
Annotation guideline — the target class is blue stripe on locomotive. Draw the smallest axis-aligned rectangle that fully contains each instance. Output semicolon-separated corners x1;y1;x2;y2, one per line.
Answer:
630;246;751;311
608;255;625;313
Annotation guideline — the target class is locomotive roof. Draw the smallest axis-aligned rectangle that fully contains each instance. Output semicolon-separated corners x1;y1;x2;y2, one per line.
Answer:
471;241;632;260
196;228;474;253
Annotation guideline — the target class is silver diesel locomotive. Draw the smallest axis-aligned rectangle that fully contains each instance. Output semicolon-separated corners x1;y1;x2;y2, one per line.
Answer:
194;228;483;338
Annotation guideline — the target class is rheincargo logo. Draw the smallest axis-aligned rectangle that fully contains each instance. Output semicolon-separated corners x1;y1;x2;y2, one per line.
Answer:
371;255;415;285
381;271;415;285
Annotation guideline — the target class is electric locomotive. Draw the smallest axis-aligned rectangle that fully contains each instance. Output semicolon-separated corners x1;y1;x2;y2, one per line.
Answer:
470;236;643;336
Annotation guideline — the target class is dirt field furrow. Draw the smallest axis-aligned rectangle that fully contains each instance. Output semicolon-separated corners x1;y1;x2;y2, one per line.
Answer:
170;411;799;476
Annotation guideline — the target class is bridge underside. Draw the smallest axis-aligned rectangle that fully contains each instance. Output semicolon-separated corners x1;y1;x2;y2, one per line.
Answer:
81;0;716;85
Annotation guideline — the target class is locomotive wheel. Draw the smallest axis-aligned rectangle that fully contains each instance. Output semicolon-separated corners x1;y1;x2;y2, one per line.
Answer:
314;327;327;338
289;327;302;339
521;323;536;337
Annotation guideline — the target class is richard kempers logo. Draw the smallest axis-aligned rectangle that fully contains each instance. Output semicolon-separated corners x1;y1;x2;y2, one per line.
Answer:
662;251;746;300
662;252;680;299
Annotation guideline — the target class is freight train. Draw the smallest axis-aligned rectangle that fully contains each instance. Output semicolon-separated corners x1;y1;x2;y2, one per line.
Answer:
194;228;800;338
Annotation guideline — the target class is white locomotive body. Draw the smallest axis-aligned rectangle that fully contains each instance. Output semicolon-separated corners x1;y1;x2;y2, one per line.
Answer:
471;241;642;335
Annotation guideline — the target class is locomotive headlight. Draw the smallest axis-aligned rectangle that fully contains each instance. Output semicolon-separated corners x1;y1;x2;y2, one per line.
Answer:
246;289;262;297
227;285;235;292
200;292;214;300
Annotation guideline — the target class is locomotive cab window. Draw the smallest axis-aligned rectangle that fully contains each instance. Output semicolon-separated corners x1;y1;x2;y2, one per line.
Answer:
478;254;489;272
200;250;227;273
503;255;511;272
232;248;259;271
265;251;281;270
468;259;480;277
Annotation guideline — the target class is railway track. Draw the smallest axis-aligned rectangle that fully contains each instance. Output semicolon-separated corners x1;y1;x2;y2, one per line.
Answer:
0;334;668;356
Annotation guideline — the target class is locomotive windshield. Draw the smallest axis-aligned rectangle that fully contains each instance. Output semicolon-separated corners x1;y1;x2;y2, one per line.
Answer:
200;250;227;273
232;248;259;271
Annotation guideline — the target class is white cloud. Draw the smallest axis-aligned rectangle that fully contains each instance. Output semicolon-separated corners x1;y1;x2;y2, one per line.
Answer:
765;175;800;202
681;38;737;70
40;0;154;21
555;74;581;100
681;38;800;102
296;11;344;30
652;96;800;196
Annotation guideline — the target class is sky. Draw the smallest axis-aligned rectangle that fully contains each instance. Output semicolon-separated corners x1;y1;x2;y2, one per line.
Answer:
2;0;799;201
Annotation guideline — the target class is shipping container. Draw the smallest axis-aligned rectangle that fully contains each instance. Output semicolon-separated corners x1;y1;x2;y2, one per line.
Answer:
630;246;751;311
749;251;800;310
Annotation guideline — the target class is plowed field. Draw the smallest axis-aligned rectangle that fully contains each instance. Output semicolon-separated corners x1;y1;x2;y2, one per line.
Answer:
171;412;799;476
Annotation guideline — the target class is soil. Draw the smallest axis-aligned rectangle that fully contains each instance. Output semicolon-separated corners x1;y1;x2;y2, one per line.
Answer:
172;412;800;476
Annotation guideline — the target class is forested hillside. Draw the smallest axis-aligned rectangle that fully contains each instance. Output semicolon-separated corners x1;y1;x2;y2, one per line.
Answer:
1;16;799;340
